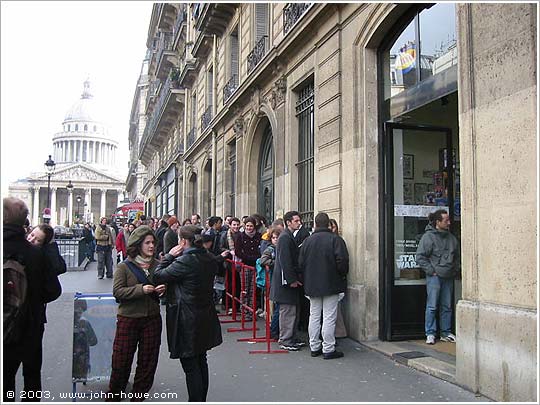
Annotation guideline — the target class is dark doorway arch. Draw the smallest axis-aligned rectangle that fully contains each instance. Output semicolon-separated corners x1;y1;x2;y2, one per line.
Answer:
258;124;274;222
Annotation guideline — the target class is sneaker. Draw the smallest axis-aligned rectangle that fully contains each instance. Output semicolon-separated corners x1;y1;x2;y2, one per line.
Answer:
310;348;322;357
323;350;344;360
98;276;104;279
292;340;306;347
440;333;456;343
279;343;300;351
426;335;436;344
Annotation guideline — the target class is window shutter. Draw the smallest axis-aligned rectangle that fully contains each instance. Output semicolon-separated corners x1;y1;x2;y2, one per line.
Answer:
207;69;213;107
255;3;269;41
230;32;239;78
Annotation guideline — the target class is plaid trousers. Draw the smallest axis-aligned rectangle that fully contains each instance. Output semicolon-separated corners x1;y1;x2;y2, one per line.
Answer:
108;315;162;398
241;263;256;317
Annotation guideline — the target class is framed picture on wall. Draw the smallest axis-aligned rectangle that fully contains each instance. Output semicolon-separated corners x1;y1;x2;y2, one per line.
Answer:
403;154;414;179
403;182;414;204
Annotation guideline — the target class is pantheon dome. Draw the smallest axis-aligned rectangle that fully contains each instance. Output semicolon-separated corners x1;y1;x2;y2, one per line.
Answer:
52;80;119;171
9;79;125;227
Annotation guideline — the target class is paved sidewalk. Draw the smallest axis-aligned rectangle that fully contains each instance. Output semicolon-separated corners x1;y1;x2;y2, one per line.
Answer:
14;263;489;402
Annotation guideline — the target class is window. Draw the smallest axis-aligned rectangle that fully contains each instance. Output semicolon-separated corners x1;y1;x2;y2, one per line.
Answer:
207;66;213;109
255;3;269;41
93;125;97;132
68;124;71;132
84;124;88;132
75;124;79;131
384;4;456;101
230;27;239;80
295;81;315;230
191;92;197;132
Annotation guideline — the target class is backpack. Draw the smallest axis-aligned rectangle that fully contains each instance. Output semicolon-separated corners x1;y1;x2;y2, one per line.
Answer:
255;258;265;288
3;256;29;344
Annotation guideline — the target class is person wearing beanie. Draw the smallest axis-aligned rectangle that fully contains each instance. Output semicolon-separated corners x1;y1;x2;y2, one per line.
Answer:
163;216;180;255
154;225;222;402
95;217;115;279
107;226;166;401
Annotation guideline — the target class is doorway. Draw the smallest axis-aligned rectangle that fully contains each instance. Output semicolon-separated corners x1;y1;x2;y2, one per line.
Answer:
382;118;460;340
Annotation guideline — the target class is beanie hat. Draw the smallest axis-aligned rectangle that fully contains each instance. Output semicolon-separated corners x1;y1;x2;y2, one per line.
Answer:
127;225;155;248
179;225;202;241
167;215;179;227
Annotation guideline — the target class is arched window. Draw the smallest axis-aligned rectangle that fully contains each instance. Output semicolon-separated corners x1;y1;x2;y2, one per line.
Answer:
84;124;88;131
75;124;79;131
68;124;71;132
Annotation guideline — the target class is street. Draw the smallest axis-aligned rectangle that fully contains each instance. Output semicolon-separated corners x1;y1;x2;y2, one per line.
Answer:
14;264;488;402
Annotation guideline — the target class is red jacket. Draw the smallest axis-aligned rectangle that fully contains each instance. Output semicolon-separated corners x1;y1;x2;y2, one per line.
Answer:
116;230;127;257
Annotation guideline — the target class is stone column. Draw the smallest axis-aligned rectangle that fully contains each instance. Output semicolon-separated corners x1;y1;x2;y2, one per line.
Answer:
50;187;57;226
32;187;40;225
100;189;107;218
67;188;73;227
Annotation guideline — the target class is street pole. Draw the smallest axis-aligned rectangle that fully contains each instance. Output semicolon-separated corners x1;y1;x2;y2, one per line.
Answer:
44;155;56;224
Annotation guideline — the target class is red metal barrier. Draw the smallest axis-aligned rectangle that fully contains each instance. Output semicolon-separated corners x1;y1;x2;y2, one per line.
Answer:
219;259;242;324
248;265;287;354
227;262;259;334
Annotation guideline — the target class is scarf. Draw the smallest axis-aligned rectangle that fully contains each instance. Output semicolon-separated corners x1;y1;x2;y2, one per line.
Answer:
244;229;256;238
134;255;152;277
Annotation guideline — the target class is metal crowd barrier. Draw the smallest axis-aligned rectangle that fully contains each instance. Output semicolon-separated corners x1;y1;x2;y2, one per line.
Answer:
221;259;287;355
56;238;87;271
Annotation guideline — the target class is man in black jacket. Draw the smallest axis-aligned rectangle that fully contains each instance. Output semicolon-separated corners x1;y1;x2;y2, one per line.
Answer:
299;212;349;359
270;211;303;351
155;214;171;257
3;197;62;401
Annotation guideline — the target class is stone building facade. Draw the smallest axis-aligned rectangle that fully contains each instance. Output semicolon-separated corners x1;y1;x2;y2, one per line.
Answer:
9;80;125;225
130;3;537;401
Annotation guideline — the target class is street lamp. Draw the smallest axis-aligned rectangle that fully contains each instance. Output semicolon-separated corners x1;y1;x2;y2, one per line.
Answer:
76;196;82;221
44;155;56;223
66;181;73;226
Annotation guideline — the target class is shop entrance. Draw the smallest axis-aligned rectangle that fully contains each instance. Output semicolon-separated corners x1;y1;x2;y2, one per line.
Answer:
382;118;459;340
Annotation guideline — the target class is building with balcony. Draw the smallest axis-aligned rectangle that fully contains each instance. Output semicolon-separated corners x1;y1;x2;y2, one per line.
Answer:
9;80;125;225
130;3;537;401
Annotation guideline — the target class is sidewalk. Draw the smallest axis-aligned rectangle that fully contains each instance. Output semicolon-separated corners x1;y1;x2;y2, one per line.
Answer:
22;262;488;402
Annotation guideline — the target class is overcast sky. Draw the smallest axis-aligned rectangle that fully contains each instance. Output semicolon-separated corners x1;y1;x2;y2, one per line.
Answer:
1;1;152;196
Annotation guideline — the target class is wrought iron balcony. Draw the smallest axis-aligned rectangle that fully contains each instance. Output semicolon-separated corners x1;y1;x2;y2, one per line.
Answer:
173;6;187;40
187;127;196;149
155;32;173;68
223;75;238;103
201;105;213;131
283;3;312;34
247;36;268;74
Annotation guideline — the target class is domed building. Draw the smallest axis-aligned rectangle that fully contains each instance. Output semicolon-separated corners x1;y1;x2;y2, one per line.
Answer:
9;80;125;226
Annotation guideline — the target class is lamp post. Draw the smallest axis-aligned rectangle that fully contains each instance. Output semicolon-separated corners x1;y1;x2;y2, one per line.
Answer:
44;155;56;223
76;196;82;221
66;180;73;226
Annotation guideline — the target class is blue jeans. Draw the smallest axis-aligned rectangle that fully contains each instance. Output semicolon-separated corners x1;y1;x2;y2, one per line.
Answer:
425;275;454;337
270;302;280;337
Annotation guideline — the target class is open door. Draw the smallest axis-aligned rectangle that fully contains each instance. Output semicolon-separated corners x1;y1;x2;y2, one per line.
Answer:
383;122;456;340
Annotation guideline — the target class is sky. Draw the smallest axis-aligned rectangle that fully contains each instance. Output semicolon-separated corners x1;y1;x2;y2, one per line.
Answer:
1;1;152;196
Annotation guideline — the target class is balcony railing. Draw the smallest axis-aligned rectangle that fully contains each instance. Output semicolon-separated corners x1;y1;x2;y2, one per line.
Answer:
187;127;196;149
283;3;311;34
156;32;173;66
201;105;213;131
223;75;238;103
173;6;187;39
247;36;268;73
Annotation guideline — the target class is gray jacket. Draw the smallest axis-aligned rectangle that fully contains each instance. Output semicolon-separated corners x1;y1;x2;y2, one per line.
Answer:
416;224;460;278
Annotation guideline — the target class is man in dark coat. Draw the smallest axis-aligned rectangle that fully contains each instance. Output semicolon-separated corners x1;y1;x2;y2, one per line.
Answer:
3;197;62;401
154;225;222;402
299;212;349;359
270;210;303;351
155;214;171;257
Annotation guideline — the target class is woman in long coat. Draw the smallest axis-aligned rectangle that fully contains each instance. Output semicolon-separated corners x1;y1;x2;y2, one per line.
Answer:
154;225;222;402
107;226;166;401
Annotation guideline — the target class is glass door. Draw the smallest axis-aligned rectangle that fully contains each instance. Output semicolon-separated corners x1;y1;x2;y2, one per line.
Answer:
383;122;455;340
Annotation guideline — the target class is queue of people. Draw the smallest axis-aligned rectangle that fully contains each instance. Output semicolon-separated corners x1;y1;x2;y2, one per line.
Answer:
4;195;460;402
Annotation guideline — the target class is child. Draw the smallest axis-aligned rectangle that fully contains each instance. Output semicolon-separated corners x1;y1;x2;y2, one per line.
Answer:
259;227;281;339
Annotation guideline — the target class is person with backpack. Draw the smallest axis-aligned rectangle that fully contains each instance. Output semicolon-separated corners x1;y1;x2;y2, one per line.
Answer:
3;197;62;402
107;226;166;401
